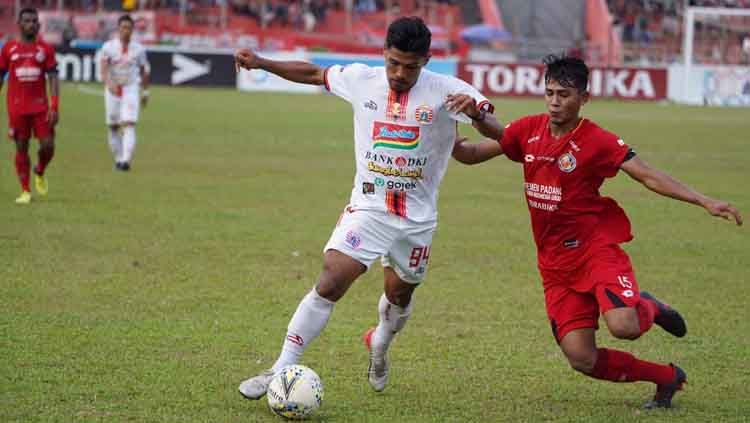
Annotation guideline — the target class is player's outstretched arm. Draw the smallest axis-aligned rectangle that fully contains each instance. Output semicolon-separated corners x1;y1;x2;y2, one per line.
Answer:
452;136;504;165
140;64;150;107
621;156;743;225
234;49;325;86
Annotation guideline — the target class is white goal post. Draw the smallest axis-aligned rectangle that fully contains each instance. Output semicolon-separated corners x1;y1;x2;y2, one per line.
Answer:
681;6;750;106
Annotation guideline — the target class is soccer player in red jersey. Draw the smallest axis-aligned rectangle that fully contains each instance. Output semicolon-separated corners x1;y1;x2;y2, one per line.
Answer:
0;7;59;204
452;54;743;408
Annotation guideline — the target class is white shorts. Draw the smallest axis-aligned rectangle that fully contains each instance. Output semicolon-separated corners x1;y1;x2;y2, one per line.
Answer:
105;84;140;125
323;206;437;284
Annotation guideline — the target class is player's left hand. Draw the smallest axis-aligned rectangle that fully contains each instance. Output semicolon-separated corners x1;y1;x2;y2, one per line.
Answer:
446;94;481;119
48;109;58;127
703;198;743;226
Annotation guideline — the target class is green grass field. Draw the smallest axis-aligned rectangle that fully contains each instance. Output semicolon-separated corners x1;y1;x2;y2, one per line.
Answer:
1;83;748;422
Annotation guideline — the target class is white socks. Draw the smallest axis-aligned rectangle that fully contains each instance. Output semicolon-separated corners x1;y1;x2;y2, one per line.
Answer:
272;288;335;372
108;128;122;162
371;293;413;353
121;125;136;164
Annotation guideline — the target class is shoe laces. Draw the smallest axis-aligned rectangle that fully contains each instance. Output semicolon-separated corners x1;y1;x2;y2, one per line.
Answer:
369;350;387;377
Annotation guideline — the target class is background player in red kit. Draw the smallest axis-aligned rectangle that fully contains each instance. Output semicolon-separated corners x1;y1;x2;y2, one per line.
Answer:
0;7;59;204
452;54;742;409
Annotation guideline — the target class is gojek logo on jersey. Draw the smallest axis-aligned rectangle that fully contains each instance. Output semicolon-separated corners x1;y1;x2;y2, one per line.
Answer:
372;121;420;150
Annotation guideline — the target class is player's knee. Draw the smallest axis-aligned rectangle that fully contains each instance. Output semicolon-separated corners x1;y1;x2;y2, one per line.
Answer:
316;257;362;301
40;140;54;151
384;285;414;308
607;320;641;340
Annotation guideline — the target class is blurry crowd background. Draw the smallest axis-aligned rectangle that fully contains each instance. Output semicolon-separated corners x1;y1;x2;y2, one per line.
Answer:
607;0;750;64
1;0;748;65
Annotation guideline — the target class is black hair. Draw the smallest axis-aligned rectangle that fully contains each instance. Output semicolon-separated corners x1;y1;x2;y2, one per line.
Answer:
118;14;134;26
18;7;38;21
543;54;589;92
385;16;431;57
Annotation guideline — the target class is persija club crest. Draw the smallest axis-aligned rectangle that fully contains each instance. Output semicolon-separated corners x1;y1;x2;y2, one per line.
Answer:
415;105;434;124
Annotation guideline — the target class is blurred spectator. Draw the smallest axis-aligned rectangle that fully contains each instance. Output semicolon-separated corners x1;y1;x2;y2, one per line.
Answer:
611;0;750;64
355;0;377;13
567;38;585;59
622;1;638;42
62;16;78;47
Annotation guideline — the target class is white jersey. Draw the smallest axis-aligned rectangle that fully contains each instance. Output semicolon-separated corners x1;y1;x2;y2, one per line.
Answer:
100;38;148;87
324;64;492;222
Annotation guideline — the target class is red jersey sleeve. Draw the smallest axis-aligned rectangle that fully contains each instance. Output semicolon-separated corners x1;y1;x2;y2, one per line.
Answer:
595;130;630;178
44;43;57;72
499;117;528;163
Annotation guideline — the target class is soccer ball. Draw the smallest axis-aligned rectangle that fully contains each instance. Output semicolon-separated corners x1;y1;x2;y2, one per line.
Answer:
266;365;324;419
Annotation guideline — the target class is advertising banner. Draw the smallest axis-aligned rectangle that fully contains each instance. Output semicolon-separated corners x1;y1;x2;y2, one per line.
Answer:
458;62;667;100
311;53;457;77
147;48;237;87
55;46;237;87
237;51;320;94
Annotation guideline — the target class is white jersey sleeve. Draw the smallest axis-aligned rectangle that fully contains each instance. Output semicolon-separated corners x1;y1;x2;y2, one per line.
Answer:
324;63;372;104
444;77;493;124
100;40;114;63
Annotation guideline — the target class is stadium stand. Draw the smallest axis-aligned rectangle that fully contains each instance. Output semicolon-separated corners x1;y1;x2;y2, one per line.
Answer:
2;0;747;65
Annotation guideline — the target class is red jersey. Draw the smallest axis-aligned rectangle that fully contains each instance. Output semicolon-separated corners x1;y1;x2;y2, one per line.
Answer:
0;39;57;115
500;114;633;271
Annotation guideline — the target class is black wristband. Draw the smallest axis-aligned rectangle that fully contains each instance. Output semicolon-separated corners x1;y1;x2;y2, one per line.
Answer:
470;109;486;122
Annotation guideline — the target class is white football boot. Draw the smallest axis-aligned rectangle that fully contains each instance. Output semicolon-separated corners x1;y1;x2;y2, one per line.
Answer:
363;327;389;392
238;369;275;399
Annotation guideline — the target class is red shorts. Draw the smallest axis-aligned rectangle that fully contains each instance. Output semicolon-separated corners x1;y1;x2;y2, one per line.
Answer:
7;112;54;141
540;244;641;343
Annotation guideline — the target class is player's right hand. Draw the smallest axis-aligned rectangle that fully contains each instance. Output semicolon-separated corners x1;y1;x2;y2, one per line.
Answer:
234;49;259;71
47;109;58;127
107;82;118;95
703;198;743;226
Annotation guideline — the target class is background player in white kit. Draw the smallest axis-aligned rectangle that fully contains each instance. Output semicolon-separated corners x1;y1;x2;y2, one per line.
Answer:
100;14;149;171
234;16;504;398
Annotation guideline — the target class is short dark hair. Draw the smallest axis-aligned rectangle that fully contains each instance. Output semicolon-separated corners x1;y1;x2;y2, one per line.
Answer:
18;7;38;21
543;54;589;92
118;14;134;26
385;16;431;56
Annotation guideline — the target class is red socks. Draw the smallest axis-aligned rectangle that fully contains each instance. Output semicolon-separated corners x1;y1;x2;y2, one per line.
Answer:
635;297;658;336
591;348;675;385
15;151;31;192
36;147;54;176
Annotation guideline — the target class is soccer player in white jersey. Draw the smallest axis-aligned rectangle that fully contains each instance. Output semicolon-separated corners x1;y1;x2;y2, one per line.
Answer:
100;14;149;171
234;16;504;399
